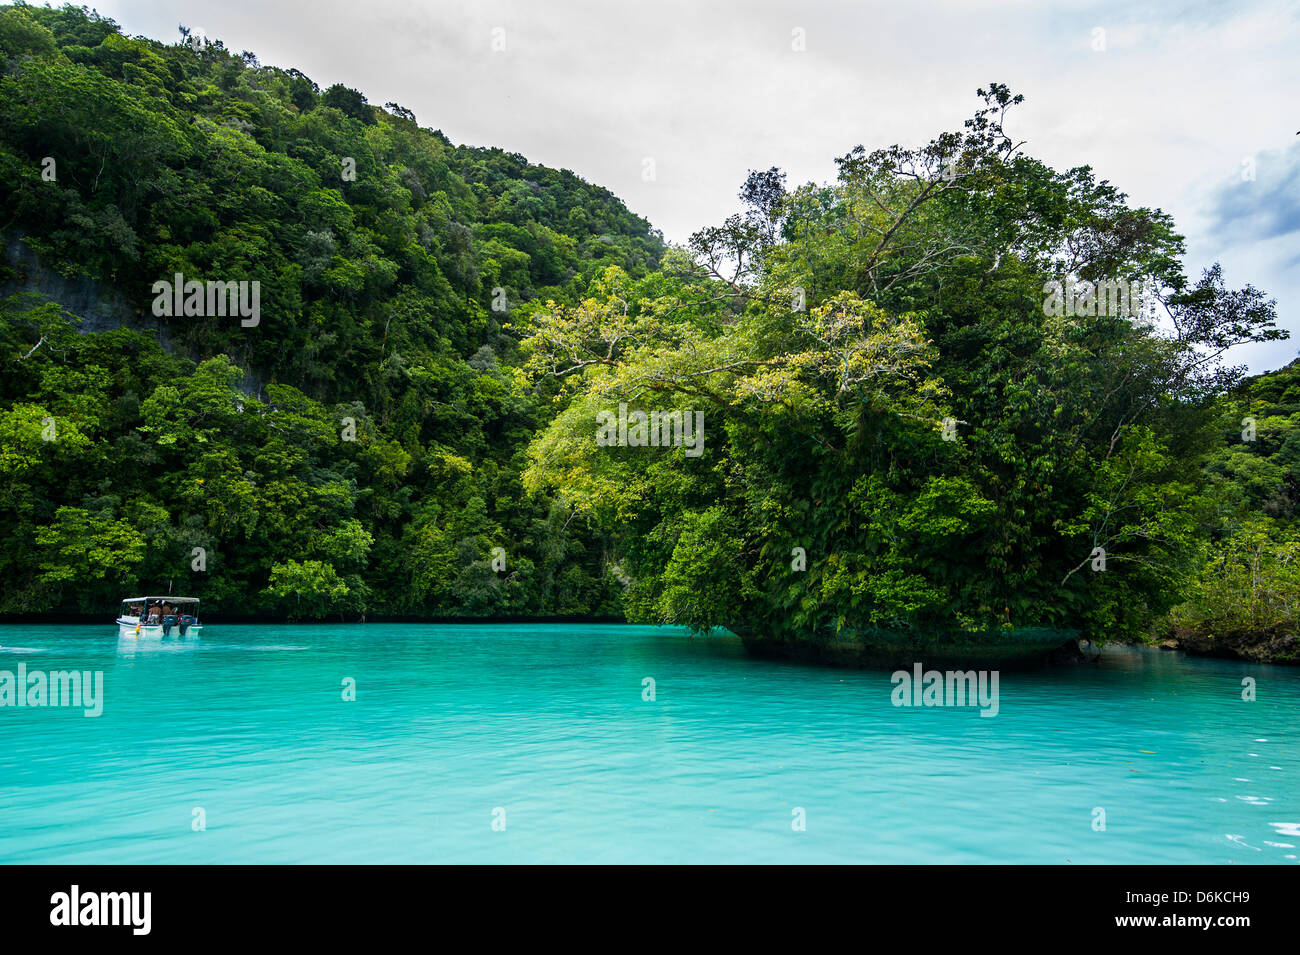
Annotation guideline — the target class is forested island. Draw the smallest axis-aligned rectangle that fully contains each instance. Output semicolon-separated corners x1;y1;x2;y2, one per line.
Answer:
0;4;1295;665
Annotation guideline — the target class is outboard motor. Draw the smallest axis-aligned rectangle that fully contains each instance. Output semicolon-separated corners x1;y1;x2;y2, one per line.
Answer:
162;614;177;636
179;614;195;636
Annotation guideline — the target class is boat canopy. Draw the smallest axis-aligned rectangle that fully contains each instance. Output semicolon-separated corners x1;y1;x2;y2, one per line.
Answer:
121;596;200;604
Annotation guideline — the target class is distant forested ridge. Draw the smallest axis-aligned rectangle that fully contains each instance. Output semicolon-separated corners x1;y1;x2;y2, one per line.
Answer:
1167;359;1300;662
0;3;660;619
0;4;1295;663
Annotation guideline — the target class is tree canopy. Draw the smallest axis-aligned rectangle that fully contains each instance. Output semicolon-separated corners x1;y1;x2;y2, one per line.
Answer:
0;6;1293;664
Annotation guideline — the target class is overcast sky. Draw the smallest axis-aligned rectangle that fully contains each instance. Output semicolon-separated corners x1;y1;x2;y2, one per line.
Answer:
94;0;1300;372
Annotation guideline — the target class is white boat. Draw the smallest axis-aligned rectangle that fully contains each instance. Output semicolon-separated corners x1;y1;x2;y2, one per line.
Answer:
117;596;203;639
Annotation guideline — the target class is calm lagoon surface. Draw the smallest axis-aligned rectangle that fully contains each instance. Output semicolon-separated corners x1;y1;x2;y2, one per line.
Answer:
0;623;1296;864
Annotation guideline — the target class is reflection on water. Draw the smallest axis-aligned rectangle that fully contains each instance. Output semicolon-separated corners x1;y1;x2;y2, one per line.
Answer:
0;623;1297;864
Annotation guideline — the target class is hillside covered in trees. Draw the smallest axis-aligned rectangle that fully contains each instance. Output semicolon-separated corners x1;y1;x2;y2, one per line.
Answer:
0;3;660;619
0;4;1295;663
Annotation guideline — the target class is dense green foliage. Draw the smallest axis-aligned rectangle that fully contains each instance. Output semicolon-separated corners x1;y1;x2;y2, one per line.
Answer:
0;5;1293;661
516;89;1287;650
0;3;660;616
1168;361;1300;655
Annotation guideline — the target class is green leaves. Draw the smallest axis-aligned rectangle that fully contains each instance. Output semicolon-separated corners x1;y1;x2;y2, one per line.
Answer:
1169;366;1300;650
263;559;350;620
35;507;146;603
649;507;754;634
0;16;1289;652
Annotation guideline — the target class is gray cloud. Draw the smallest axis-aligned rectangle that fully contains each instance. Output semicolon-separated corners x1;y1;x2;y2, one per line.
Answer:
1205;141;1300;246
87;0;1300;370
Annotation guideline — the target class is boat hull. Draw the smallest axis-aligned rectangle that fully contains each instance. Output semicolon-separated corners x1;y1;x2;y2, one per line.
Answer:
116;619;203;639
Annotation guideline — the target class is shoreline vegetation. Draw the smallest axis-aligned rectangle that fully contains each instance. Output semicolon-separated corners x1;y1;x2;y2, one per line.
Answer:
1;6;1297;666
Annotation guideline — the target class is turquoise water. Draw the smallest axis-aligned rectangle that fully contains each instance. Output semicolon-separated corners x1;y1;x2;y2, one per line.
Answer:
0;623;1297;864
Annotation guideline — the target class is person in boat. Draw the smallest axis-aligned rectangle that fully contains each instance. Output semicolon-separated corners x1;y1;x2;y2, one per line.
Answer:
147;602;162;624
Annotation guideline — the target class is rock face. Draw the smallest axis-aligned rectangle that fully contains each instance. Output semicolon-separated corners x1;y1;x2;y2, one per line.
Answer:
2;233;268;399
2;233;142;333
1173;626;1299;665
729;621;1082;671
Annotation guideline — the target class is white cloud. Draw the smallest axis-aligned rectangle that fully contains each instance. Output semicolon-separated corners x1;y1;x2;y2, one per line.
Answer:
94;0;1300;370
